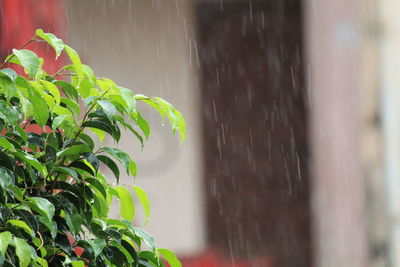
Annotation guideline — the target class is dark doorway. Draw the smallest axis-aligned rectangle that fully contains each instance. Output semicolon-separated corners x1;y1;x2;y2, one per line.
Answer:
196;1;310;266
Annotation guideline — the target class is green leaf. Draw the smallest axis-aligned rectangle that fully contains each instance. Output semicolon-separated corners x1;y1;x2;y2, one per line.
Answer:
15;151;47;177
77;78;92;98
97;155;120;182
132;227;156;251
85;178;107;199
101;147;135;176
0;68;17;82
84;152;99;173
65;211;82;236
52;114;72;130
7;219;34;237
129;160;137;177
36;29;64;59
115;115;144;149
14;237;34;267
0;101;20;125
26;197;55;227
36;257;48;267
0;167;14;189
12;186;25;202
121;238;138;258
54;80;78;101
155;97;186;144
135;94;165;121
87;239;106;259
0;76;16;99
42;80;61;104
173;109;186;145
12;49;40;78
57;144;91;158
15;125;28;143
64;45;84;83
138;251;162;267
98;100;116;121
115;186;135;221
69;160;95;176
118;87;136;112
77;133;95;150
53;105;73;117
158;248;182;267
132;109;150;140
0;137;14;150
82;120;119;142
82;64;97;84
133;185;151;225
29;89;49;127
31;81;56;109
70;261;85;267
104;245;128;266
61;97;80;116
0;231;12;257
53;166;79;180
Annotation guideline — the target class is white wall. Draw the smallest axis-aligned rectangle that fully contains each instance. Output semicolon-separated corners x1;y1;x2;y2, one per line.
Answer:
66;0;205;256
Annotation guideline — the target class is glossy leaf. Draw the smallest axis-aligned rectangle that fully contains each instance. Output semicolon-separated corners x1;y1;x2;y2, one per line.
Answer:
52;114;72;130
132;227;156;251
101;147;136;176
53;166;79;180
154;97;186;144
29;89;49;126
12;49;40;78
0;137;14;150
115;115;144;149
36;257;48;267
88;239;106;259
8;219;34;237
115;186;135;221
54;80;78;101
70;261;85;267
97;155;120;182
158;248;182;267
0;68;17;82
118;86;136;112
57;144;91;158
132;108;150;140
98;100;116;121
0;231;12;257
82;120;119;142
42;80;61;104
14;151;47;177
133;185;151;225
85;178;107;199
0;101;20;125
36;29;64;58
0;167;14;189
14;237;33;267
26;197;55;227
64;45;84;83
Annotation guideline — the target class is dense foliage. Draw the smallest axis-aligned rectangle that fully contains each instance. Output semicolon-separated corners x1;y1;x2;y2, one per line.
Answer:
0;29;185;267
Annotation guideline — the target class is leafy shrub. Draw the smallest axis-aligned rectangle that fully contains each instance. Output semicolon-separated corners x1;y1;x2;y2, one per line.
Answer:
0;29;185;267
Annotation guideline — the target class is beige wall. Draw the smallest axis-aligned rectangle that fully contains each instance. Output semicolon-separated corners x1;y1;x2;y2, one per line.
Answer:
66;0;205;255
306;0;368;266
